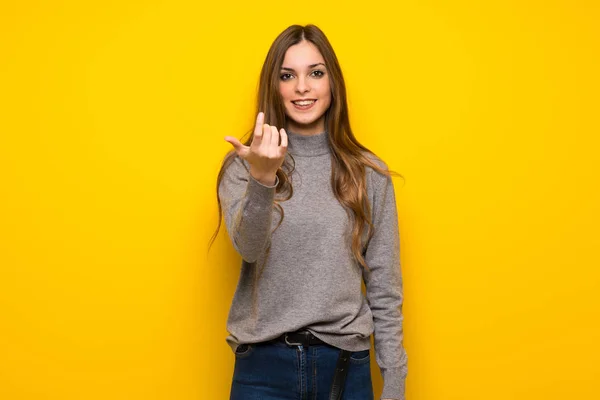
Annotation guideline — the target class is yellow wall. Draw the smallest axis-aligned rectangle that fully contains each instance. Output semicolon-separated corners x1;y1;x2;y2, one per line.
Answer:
1;1;598;399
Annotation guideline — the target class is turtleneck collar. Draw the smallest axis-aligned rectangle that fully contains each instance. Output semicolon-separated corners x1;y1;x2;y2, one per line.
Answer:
286;130;331;157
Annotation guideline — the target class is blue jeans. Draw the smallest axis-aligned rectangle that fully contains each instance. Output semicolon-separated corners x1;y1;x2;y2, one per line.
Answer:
230;339;374;400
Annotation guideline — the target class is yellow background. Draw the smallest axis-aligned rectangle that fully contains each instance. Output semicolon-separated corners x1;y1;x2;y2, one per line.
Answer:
1;1;598;399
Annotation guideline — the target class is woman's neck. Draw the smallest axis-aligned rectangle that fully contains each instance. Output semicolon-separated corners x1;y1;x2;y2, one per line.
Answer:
285;117;326;136
286;130;330;157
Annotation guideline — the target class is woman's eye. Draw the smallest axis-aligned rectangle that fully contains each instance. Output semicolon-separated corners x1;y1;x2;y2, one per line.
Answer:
280;73;293;81
311;70;324;77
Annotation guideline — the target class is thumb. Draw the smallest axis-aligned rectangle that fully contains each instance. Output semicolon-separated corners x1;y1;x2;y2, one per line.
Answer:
224;136;249;158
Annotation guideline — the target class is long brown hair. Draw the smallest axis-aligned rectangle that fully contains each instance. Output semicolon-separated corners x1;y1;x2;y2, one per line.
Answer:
209;24;404;276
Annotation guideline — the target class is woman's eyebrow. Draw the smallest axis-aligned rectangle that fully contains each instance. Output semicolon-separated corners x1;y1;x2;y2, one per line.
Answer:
281;63;326;71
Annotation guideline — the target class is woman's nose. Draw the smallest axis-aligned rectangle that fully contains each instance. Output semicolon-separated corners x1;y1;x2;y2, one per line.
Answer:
295;77;310;93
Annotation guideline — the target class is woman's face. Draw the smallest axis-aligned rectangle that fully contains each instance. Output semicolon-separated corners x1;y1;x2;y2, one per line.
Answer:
279;40;331;135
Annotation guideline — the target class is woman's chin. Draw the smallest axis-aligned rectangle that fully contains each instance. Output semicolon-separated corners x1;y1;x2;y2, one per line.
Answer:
286;114;325;131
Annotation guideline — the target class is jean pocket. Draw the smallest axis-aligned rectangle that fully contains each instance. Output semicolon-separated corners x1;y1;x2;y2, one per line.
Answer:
349;349;370;364
234;343;254;359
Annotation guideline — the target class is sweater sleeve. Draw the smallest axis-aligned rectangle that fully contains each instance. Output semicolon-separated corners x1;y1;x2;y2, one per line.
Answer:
217;156;279;263
363;168;408;400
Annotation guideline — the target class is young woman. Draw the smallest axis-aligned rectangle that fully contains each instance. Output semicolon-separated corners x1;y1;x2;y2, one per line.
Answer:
211;24;407;400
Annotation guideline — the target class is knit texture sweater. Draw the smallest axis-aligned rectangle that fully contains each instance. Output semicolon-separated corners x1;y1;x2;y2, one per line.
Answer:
218;130;408;399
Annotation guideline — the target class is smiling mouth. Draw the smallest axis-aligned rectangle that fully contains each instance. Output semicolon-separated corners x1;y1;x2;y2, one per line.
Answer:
291;100;317;110
292;99;316;106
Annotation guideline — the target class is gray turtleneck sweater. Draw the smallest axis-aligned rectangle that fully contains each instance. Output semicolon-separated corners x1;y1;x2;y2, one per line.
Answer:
218;130;407;399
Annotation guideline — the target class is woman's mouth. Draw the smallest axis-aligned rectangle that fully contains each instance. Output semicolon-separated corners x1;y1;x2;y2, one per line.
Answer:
291;99;317;110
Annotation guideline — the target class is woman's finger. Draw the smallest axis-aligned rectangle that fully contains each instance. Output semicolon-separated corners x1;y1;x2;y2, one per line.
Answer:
261;123;272;150
279;128;288;152
224;136;249;158
270;125;279;147
251;112;264;148
253;112;264;137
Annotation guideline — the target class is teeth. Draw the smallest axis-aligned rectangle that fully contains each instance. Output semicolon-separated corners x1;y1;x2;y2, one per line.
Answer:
293;100;315;106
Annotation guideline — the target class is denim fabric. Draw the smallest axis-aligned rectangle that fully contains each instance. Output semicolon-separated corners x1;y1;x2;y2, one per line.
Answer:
230;340;374;400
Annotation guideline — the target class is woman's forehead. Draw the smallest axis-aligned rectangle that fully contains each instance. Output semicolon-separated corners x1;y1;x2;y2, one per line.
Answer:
282;41;325;68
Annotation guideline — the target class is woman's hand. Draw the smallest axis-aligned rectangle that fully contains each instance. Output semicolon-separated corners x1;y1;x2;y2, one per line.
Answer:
225;111;288;186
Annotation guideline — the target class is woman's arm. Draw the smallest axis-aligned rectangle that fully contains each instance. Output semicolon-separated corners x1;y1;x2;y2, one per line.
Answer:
363;168;408;400
219;112;288;263
218;156;279;263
